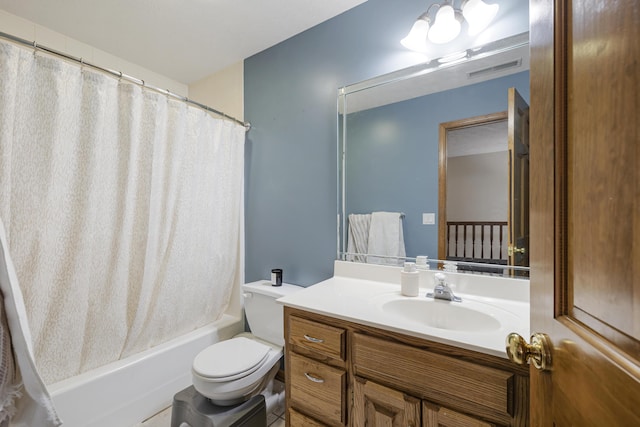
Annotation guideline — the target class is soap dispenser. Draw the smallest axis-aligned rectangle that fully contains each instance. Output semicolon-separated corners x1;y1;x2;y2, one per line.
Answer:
401;262;420;297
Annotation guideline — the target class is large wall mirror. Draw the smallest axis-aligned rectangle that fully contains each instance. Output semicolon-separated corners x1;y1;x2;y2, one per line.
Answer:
337;33;530;277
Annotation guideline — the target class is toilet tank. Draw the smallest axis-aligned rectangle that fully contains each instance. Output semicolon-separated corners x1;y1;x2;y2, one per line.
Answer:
242;281;302;347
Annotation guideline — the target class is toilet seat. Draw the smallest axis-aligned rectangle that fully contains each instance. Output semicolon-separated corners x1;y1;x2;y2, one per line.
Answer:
191;333;284;405
192;336;271;382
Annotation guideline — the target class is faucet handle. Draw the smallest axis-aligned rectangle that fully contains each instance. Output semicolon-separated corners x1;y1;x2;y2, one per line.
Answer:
434;272;446;285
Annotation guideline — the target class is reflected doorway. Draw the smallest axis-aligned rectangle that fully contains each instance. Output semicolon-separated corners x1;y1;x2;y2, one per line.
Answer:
438;111;509;267
438;88;530;272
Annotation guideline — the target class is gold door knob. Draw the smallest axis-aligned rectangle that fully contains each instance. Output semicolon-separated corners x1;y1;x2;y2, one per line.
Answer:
508;246;526;256
506;332;552;371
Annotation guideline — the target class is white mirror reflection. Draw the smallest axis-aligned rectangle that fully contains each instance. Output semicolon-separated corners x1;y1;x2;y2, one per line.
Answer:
337;33;530;277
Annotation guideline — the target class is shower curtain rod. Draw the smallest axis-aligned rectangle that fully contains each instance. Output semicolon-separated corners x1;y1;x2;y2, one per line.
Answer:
0;31;251;131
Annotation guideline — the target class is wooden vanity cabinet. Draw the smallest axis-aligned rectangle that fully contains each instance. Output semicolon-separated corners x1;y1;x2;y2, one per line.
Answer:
284;307;529;427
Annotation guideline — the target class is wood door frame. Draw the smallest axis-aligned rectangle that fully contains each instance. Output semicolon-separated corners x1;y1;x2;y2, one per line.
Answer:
529;0;559;423
437;111;508;261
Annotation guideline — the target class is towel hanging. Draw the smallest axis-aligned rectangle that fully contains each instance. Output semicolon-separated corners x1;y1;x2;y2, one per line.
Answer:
366;211;406;265
347;214;372;262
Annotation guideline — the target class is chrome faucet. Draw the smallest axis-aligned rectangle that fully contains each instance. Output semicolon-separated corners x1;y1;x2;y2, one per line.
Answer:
426;273;462;302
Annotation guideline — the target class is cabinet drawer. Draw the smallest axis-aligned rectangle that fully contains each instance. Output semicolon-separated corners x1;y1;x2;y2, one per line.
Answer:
352;333;515;425
288;408;328;427
288;315;345;360
289;352;346;426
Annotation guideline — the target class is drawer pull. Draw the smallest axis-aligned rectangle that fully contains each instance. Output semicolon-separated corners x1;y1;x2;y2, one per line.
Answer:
304;372;325;383
303;334;324;343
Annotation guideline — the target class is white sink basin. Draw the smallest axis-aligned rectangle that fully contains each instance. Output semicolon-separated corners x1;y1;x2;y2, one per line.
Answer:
380;298;502;332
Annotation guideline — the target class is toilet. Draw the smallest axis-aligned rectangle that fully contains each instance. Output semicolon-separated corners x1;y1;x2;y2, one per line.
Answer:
191;281;302;407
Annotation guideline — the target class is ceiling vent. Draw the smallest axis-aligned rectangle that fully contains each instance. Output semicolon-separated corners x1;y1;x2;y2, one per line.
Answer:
468;59;522;79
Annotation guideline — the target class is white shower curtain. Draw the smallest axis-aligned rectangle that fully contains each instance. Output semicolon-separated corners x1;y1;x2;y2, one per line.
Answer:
0;39;245;384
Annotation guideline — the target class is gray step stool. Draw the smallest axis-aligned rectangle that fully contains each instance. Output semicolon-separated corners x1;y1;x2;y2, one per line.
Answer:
171;386;267;427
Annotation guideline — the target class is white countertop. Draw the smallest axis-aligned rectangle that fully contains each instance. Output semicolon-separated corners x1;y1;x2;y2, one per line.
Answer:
278;261;530;359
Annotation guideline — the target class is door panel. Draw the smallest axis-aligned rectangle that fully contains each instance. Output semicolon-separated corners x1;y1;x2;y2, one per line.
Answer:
507;87;530;269
529;0;640;425
567;0;639;352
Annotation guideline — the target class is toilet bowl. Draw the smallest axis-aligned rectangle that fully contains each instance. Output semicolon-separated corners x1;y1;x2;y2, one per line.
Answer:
191;281;301;406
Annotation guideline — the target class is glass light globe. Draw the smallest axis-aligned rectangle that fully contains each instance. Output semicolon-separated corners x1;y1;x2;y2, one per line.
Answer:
401;15;430;52
428;5;461;44
463;0;499;36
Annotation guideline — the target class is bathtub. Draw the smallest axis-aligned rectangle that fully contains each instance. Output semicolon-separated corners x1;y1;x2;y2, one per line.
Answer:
48;314;244;427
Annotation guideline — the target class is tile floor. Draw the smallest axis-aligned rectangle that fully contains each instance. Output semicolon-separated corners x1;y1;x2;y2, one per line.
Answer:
136;381;286;427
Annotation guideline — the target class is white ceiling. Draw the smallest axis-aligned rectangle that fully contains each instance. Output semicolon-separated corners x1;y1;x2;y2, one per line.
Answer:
0;0;367;84
447;120;508;158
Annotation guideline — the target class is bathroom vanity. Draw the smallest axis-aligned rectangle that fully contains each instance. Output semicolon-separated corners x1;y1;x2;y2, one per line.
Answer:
279;261;530;427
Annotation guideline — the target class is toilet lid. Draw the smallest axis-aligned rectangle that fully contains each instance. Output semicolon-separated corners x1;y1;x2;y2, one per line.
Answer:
192;337;272;382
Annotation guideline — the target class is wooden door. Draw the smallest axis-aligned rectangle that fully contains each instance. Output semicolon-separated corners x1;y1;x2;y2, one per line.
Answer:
527;0;640;425
507;87;530;269
353;377;421;427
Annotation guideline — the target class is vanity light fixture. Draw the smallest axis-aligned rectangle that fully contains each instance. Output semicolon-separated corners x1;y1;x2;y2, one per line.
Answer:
401;0;499;52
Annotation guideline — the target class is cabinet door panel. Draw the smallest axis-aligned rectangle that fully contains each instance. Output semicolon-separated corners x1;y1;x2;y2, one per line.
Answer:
423;401;496;427
353;377;421;427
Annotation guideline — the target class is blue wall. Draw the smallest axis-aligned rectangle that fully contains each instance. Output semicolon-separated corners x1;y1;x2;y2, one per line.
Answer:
244;0;529;286
344;71;530;260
